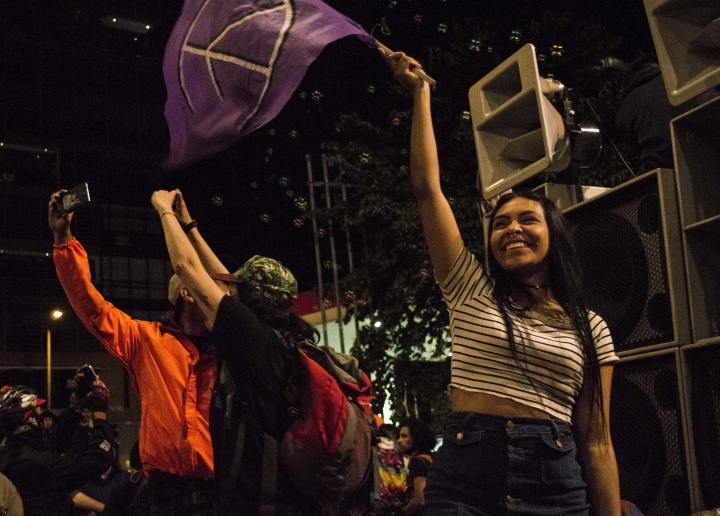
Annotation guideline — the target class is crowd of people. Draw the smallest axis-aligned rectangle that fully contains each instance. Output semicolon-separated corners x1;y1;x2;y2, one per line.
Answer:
0;47;630;516
0;372;119;516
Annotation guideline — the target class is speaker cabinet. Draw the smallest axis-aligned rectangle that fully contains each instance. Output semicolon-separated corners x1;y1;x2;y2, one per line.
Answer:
531;183;611;211
680;340;720;511
643;0;720;106
611;350;693;515
671;96;720;343
468;43;570;200
563;169;690;355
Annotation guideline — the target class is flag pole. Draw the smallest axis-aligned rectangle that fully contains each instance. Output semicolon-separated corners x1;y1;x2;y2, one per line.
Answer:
374;41;437;86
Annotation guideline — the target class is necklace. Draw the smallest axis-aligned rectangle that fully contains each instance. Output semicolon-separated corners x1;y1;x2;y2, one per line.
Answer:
538;310;570;323
517;281;550;289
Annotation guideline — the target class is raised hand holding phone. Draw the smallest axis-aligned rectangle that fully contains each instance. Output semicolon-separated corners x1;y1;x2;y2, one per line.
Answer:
58;182;91;215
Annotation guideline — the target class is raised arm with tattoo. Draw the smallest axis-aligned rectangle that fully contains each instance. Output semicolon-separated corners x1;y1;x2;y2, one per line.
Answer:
151;189;226;328
170;191;231;282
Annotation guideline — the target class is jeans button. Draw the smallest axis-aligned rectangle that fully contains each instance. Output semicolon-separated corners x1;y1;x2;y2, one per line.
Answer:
506;420;514;429
506;495;514;503
507;444;514;452
456;432;464;441
556;439;563;448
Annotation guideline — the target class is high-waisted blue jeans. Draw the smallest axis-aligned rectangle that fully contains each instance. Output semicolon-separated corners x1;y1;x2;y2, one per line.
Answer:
423;412;590;516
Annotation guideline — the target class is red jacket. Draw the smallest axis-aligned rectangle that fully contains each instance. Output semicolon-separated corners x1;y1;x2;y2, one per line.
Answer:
54;238;215;480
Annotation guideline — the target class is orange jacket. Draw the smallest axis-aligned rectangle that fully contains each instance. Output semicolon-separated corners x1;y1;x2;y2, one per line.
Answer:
54;238;215;480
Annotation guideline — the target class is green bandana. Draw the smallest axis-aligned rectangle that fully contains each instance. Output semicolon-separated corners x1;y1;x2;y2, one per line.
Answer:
233;255;298;308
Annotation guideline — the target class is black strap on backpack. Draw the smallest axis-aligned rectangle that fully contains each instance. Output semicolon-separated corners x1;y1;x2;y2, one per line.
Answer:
259;433;279;516
226;417;247;489
215;361;249;514
214;356;288;516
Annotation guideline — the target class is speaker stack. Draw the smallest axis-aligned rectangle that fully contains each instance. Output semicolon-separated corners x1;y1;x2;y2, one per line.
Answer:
565;0;720;510
563;169;695;515
670;94;720;514
468;4;720;513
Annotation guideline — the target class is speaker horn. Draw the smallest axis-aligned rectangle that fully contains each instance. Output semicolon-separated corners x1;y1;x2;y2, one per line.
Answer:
644;0;720;106
469;43;571;200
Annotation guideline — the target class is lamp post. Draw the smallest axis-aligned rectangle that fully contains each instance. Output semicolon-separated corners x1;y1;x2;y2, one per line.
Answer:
47;309;63;409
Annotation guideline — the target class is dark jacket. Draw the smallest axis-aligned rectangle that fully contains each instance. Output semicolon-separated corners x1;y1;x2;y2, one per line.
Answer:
210;295;314;515
0;419;115;516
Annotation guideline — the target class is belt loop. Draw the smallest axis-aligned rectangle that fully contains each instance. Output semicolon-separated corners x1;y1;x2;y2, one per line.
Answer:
462;412;474;428
550;419;560;440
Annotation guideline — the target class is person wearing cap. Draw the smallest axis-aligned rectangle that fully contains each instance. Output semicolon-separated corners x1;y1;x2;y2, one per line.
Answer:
0;383;114;516
151;189;320;515
48;190;215;515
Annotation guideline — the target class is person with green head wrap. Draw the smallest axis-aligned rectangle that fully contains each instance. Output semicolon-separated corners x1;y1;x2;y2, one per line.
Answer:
211;254;299;310
151;189;320;515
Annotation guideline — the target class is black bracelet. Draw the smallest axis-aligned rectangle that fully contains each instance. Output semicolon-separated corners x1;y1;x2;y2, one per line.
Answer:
182;220;198;233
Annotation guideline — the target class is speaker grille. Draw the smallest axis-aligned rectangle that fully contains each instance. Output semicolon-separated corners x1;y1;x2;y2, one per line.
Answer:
686;344;720;509
567;179;674;352
611;354;691;515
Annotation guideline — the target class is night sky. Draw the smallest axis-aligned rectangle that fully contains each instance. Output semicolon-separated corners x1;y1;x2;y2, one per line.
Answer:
1;0;655;292
167;0;654;292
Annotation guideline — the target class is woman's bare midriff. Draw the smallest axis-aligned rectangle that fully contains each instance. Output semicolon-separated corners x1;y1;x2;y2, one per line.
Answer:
450;387;553;420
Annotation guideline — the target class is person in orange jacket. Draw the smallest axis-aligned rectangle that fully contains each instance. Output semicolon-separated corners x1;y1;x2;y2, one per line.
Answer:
48;190;216;515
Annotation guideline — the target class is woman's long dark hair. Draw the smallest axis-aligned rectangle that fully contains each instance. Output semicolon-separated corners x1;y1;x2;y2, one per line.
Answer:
399;418;435;455
487;191;604;424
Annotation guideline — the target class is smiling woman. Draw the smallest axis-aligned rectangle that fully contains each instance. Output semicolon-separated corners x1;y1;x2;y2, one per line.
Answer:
382;48;622;515
487;192;582;325
489;197;551;285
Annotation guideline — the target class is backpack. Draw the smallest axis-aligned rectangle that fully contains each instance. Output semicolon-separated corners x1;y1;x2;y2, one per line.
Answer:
216;334;376;515
280;338;375;504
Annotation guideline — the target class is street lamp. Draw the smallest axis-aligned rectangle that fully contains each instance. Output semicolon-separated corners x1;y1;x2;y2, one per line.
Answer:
47;310;63;409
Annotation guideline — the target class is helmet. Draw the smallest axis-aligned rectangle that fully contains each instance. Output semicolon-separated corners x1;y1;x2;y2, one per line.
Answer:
233;255;298;309
0;385;43;429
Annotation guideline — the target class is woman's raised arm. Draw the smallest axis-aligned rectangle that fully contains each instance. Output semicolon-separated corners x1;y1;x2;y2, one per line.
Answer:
381;49;463;282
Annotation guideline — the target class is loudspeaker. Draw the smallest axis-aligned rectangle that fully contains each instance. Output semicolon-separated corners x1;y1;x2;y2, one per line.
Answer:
531;183;610;212
611;350;692;516
671;96;720;343
468;43;570;200
680;340;720;511
643;0;720;106
563;169;690;354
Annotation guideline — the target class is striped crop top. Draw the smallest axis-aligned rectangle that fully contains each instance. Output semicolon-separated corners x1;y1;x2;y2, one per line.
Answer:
439;247;618;423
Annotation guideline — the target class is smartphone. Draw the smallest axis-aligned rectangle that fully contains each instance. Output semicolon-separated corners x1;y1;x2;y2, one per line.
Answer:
81;365;97;386
58;182;91;214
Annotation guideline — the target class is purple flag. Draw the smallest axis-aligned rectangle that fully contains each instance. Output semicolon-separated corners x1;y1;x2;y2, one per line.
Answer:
162;0;370;169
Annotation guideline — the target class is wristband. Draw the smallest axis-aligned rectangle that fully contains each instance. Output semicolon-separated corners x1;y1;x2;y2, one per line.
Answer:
182;220;198;233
